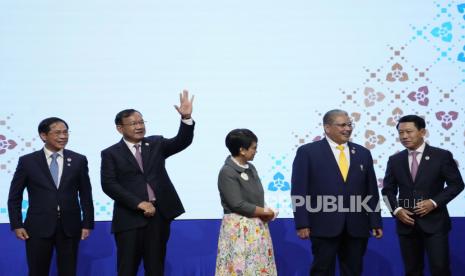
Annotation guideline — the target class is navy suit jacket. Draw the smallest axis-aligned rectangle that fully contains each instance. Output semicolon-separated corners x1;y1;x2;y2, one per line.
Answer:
291;139;382;238
8;149;94;238
382;144;464;234
101;121;194;233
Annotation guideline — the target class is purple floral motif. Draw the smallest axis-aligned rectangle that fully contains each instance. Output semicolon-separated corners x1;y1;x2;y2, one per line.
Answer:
435;111;458;130
0;135;17;154
407;86;429;106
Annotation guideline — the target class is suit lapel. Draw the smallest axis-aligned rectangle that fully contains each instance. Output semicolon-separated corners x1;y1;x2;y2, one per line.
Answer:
34;150;57;189
118;139;143;173
414;144;431;185
346;142;358;182
399;149;414;185
141;138;151;171
321;139;340;169
59;150;71;189
321;139;345;181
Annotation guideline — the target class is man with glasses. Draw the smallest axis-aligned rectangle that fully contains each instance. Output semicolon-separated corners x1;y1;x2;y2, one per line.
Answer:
291;109;382;275
101;90;195;276
8;117;94;276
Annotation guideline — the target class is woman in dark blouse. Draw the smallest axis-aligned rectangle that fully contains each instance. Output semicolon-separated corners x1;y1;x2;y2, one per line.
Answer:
215;129;277;276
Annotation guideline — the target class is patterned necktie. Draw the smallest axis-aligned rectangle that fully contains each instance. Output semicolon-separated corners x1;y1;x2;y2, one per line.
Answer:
50;152;59;187
336;145;349;182
134;144;156;201
410;151;419;181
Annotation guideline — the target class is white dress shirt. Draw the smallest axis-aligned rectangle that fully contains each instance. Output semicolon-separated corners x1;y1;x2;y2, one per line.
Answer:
393;142;436;215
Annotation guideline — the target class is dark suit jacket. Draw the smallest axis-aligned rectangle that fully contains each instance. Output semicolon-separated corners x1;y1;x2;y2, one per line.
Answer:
382;144;464;234
101;121;194;233
8;149;94;238
291;138;382;237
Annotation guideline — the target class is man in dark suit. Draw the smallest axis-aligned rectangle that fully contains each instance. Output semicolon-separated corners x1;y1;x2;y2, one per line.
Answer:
101;90;194;276
7;117;94;276
291;109;382;276
381;115;464;276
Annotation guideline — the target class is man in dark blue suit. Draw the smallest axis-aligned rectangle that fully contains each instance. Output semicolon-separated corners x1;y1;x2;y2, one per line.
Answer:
101;90;194;276
382;115;464;276
7;117;94;276
291;109;382;276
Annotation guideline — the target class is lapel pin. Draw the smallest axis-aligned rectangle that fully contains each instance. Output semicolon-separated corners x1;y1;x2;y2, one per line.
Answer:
425;156;430;160
240;172;249;181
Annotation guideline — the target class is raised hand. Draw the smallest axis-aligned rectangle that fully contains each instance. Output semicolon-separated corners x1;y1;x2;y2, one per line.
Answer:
174;89;194;119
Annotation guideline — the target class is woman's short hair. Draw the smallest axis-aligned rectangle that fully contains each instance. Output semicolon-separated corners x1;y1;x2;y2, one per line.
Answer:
225;129;257;156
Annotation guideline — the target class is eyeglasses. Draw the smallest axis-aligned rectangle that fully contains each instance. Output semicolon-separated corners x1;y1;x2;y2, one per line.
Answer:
332;122;355;129
49;130;70;136
120;120;147;127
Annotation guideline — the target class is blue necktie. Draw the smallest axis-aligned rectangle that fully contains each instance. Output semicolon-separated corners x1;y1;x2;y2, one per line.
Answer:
50;152;59;187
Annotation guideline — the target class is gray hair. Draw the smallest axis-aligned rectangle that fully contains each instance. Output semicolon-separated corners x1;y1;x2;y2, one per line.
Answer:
323;109;349;125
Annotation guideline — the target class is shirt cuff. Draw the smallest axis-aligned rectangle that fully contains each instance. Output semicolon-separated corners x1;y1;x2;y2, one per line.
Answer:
393;207;403;215
430;199;437;208
181;118;193;125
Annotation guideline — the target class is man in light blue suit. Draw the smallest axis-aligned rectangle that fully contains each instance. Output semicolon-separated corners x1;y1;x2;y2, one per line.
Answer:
291;109;382;276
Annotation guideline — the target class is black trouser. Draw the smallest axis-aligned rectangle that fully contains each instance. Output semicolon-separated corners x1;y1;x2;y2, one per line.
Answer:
26;219;80;276
115;211;171;276
310;230;368;276
398;225;450;276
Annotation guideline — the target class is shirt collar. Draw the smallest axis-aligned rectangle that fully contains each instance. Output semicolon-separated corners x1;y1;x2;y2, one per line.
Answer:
326;136;348;149
123;138;142;149
409;142;426;154
43;147;64;158
230;156;249;169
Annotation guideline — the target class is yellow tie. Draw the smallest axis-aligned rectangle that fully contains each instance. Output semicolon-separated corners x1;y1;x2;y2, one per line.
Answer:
336;145;349;181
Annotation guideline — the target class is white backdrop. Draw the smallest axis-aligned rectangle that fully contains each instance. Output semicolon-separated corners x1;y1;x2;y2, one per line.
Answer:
1;0;464;220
